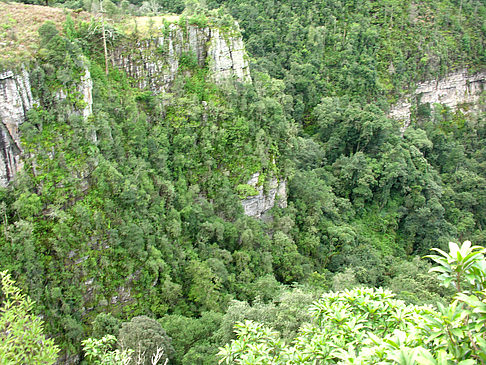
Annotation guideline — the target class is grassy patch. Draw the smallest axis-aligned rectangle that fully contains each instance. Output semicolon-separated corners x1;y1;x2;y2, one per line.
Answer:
0;2;89;68
119;15;180;37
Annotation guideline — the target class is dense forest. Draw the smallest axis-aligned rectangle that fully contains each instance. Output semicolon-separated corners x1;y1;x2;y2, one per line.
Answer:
0;0;485;363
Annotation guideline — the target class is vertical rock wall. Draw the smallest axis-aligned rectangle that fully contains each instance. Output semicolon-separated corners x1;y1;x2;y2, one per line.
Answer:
241;172;287;219
79;67;93;119
111;24;211;92
111;22;251;92
0;66;93;187
208;27;251;83
0;69;33;187
389;69;486;130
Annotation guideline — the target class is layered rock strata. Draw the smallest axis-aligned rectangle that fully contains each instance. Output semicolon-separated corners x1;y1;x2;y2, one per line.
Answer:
111;23;251;92
0;67;93;187
0;69;33;186
241;172;287;219
389;69;486;130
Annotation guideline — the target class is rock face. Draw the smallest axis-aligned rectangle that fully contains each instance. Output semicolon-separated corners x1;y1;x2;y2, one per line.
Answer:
56;67;94;119
0;66;93;187
208;27;250;83
389;69;486;130
0;69;33;187
0;22;251;187
241;172;287;219
79;67;93;119
111;22;251;92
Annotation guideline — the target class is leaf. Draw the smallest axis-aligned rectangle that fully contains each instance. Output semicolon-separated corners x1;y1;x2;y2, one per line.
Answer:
450;328;464;337
449;241;461;259
457;360;476;365
415;348;437;365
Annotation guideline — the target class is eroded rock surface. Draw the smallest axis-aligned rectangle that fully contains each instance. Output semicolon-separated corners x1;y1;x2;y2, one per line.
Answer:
208;27;250;83
389;69;486;131
0;66;93;186
111;23;250;92
241;172;287;219
0;69;33;187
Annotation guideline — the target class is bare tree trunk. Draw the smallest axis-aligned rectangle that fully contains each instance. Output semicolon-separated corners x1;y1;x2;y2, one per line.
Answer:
100;1;109;76
459;0;463;26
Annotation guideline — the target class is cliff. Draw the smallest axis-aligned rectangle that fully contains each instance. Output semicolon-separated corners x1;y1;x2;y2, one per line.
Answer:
111;21;251;92
241;172;287;219
0;66;93;187
0;69;33;186
0;13;251;187
389;69;486;129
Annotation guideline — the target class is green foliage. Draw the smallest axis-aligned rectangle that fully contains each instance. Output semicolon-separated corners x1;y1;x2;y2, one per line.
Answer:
235;184;259;199
178;51;199;70
92;313;122;339
384;256;453;306
217;288;316;345
426;240;486;292
118;316;174;365
160;311;223;365
219;241;486;364
427;240;486;363
212;0;486;120
219;287;441;364
3;2;486;362
37;20;83;72
0;270;60;364
82;335;133;365
0;11;299;355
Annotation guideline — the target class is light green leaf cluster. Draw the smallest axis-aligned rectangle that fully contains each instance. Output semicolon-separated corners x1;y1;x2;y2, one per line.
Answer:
82;335;133;365
219;288;439;364
219;241;486;364
426;241;486;292
427;241;486;363
218;320;287;364
0;270;60;364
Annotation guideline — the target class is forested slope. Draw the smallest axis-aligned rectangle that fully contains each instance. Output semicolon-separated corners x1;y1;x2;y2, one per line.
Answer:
0;0;485;363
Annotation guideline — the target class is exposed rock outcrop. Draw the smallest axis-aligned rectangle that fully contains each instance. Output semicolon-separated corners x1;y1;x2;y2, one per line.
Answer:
389;69;486;131
79;67;93;119
0;66;93;187
1;21;250;187
208;27;250;83
241;172;287;219
0;69;33;187
55;66;94;119
111;22;251;93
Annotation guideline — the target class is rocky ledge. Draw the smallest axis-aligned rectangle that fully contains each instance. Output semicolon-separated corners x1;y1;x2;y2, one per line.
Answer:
241;172;287;219
389;69;486;130
111;22;251;93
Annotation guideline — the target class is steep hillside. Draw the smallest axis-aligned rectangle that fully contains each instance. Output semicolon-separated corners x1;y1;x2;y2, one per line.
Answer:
0;4;295;362
0;0;485;364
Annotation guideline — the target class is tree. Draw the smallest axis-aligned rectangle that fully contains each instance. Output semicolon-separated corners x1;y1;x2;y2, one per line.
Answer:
99;1;109;76
92;313;122;339
82;335;133;365
218;241;486;364
160;311;223;365
0;270;60;364
118;316;174;365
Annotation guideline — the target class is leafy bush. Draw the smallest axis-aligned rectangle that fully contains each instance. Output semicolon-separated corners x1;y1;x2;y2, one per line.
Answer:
219;241;486;364
118;316;174;365
0;270;60;364
236;184;259;199
92;313;121;339
82;335;132;365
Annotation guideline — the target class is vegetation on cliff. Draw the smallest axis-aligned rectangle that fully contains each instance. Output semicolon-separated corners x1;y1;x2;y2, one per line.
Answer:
0;0;485;363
